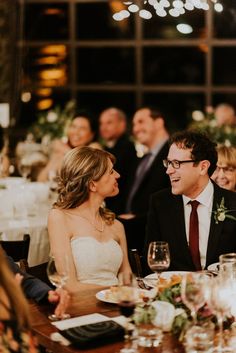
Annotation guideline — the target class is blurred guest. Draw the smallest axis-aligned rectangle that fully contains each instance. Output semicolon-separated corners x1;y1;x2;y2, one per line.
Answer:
0;247;39;352
5;254;70;318
99;107;137;213
215;103;236;127
119;107;170;253
212;145;236;192
0;126;10;177
48;146;132;292
37;111;101;182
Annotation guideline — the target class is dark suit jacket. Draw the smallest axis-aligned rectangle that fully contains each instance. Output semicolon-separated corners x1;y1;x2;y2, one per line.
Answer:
105;134;138;214
144;182;236;271
120;141;170;254
6;255;51;302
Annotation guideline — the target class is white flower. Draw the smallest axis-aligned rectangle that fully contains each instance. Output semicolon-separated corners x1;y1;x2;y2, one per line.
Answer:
151;300;175;332
217;212;226;222
209;119;217;127
46;111;58;123
224;139;231;147
192;110;205;122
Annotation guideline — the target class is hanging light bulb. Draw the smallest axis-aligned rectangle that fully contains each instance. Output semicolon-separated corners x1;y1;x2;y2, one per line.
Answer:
112;0;223;20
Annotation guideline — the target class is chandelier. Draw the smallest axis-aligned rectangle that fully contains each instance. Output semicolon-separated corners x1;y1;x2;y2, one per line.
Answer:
112;0;223;21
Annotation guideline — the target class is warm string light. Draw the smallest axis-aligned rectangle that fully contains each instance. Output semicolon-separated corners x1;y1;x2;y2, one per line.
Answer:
113;0;223;20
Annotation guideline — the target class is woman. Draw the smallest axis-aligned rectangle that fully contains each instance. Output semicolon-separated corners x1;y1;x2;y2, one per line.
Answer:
37;112;101;182
0;247;38;352
48;146;132;291
211;145;236;191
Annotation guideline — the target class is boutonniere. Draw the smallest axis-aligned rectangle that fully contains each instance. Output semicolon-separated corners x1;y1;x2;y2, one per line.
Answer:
213;197;236;224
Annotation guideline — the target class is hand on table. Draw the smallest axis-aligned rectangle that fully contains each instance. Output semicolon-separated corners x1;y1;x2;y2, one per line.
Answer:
48;288;70;319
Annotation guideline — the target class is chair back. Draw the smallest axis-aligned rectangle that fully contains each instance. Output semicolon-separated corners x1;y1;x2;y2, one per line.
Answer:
27;262;51;286
0;234;30;263
129;248;143;278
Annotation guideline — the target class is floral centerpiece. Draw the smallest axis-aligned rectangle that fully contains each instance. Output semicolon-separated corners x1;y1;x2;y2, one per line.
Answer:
190;106;236;147
29;100;76;141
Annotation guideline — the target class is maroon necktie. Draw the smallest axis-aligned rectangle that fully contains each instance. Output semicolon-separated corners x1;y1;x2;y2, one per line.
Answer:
189;200;201;270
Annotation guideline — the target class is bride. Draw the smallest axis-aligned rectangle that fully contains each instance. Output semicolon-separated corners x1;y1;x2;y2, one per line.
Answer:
48;146;132;291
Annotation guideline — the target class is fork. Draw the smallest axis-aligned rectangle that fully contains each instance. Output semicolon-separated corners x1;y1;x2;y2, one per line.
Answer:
136;277;153;290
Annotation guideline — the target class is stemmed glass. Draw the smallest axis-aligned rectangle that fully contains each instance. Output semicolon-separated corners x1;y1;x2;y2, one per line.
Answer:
147;241;170;285
18;158;31;181
117;273;138;353
46;255;71;321
181;272;207;325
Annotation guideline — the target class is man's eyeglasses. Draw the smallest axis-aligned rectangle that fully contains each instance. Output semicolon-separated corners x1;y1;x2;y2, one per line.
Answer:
163;159;196;169
215;166;235;175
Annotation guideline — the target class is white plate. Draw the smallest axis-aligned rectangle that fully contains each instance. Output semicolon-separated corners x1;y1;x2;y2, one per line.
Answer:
144;271;190;287
207;262;219;271
95;288;154;304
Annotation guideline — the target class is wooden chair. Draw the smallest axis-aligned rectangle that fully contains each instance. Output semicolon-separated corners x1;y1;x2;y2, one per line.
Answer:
129;248;143;278
0;233;30;269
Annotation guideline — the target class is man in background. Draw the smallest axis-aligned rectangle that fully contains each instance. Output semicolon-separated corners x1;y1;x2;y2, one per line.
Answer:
119;107;170;253
99;107;137;213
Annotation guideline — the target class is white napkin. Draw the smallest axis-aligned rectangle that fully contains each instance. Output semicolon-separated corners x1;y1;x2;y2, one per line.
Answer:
151;300;175;332
51;313;110;330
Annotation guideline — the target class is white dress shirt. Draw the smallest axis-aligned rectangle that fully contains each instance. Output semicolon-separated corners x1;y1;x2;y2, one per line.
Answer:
183;180;214;269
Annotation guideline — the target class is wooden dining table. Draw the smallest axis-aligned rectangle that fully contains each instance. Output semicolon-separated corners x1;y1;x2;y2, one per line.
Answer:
29;287;185;353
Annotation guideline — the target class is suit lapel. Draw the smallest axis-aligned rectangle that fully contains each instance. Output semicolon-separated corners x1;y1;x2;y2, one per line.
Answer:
206;184;224;266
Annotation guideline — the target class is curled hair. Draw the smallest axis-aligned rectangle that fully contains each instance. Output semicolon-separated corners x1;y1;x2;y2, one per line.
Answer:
217;145;236;168
170;130;217;176
54;146;116;224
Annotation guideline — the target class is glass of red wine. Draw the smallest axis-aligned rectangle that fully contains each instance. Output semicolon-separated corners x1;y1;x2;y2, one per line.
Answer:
147;241;170;287
117;273;138;353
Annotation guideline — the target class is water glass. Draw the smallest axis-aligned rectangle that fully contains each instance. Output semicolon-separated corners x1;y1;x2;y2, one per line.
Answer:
184;323;215;353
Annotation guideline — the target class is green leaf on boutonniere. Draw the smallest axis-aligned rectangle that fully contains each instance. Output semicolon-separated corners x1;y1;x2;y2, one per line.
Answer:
213;197;236;224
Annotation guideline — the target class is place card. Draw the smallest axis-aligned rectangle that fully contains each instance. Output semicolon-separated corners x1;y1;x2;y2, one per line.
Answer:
52;313;110;330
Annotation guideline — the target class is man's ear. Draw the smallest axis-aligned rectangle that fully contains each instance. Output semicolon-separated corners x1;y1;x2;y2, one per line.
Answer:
89;180;97;192
200;160;210;175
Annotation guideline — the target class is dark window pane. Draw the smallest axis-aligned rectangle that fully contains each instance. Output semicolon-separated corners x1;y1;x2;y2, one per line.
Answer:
143;47;205;84
76;3;134;39
144;9;205;39
143;93;205;130
19;89;71;128
24;4;69;40
213;48;236;85
213;94;236;109
77;91;135;119
213;0;236;38
77;48;135;84
23;45;69;87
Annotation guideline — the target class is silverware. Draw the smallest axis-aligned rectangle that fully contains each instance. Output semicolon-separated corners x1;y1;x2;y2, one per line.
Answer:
136;277;153;290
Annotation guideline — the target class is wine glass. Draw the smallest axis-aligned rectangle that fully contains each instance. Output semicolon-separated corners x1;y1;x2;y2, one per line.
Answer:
46;255;71;321
147;241;170;285
206;276;232;352
181;272;208;325
18;158;31;181
117;273;138;353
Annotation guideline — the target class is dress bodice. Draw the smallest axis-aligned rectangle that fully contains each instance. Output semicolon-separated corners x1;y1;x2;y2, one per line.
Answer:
70;237;123;286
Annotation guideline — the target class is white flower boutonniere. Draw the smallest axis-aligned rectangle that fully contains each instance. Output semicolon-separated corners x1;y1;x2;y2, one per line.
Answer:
213;197;236;224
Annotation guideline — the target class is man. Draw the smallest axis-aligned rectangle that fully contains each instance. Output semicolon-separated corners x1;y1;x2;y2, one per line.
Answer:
99;107;137;213
6;254;69;317
119;107;170;253
145;130;236;271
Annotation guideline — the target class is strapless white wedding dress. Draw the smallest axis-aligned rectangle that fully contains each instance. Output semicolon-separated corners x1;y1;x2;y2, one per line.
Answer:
70;236;123;286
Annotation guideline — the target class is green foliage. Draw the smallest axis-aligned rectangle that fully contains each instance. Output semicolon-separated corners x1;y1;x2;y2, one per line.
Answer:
29;100;76;141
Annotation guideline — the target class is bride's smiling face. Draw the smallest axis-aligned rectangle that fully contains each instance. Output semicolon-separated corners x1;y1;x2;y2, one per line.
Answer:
92;159;120;198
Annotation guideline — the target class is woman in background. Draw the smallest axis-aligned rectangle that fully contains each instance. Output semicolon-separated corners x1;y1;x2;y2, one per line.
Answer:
0;246;38;352
48;146;132;292
211;145;236;191
37;111;101;182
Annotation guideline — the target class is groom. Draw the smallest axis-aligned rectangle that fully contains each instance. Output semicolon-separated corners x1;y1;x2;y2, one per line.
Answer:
144;130;236;271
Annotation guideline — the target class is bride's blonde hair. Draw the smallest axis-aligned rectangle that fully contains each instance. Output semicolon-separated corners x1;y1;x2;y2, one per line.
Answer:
55;146;116;224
